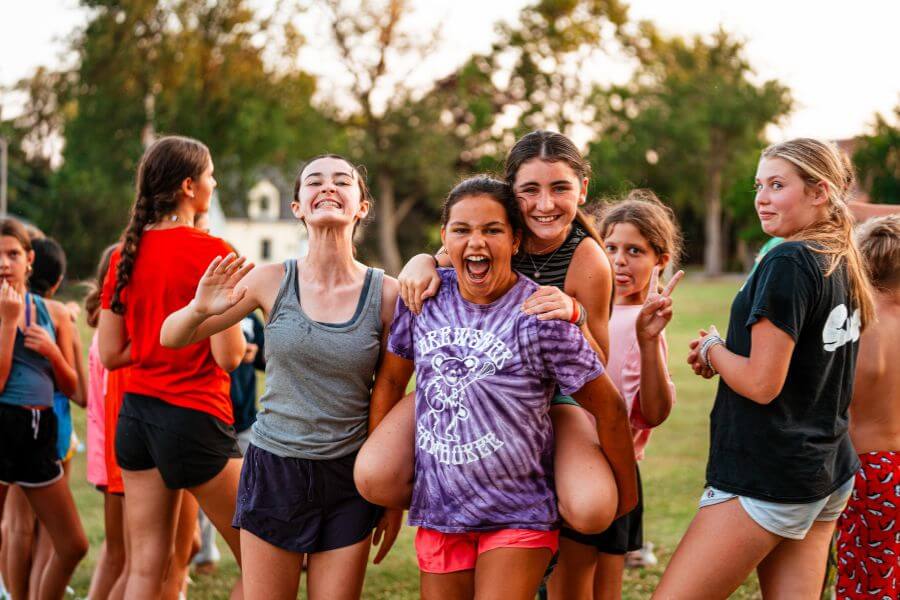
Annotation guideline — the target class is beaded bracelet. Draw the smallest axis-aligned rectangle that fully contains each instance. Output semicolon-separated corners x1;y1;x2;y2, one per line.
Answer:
699;335;725;373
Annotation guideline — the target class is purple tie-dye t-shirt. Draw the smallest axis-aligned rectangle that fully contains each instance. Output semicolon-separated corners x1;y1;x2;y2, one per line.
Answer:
387;268;603;533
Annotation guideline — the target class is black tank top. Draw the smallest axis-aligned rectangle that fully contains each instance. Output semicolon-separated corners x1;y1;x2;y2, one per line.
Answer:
512;222;588;290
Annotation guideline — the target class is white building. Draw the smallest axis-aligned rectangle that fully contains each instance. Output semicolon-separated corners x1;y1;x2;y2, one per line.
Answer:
207;177;307;264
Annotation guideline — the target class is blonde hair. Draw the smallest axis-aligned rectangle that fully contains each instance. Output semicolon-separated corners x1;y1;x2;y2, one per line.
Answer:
855;214;900;293
761;138;875;328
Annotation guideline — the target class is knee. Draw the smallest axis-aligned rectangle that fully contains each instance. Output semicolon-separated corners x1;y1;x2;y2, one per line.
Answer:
353;449;405;507
58;533;89;568
558;490;617;535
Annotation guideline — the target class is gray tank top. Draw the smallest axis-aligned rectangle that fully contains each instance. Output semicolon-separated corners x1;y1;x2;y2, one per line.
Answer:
251;259;385;460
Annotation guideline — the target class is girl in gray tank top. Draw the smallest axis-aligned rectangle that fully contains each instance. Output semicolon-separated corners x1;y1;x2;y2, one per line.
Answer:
159;154;402;599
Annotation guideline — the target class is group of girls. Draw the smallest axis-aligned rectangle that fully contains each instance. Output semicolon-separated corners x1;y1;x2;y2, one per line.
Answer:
0;127;886;600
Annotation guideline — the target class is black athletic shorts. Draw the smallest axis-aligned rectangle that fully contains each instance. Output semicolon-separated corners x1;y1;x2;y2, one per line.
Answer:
233;443;382;554
561;465;643;554
115;393;241;490
0;404;63;487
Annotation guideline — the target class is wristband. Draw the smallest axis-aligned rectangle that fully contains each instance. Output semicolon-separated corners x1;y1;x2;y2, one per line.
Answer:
575;302;588;328
430;254;439;269
569;302;580;324
699;335;725;373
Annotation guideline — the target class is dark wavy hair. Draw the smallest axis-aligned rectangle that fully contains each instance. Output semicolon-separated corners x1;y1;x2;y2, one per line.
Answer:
111;136;210;314
440;175;525;237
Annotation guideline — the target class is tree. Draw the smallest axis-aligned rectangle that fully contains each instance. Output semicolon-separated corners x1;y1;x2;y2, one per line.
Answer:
8;0;333;277
588;27;792;274
854;104;900;204
319;0;631;273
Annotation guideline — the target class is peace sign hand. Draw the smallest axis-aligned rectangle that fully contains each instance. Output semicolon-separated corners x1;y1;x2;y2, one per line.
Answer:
635;267;684;343
191;253;255;317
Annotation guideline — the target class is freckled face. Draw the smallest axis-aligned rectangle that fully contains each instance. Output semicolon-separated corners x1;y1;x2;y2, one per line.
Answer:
755;157;827;238
513;159;587;252
604;223;666;305
293;157;367;229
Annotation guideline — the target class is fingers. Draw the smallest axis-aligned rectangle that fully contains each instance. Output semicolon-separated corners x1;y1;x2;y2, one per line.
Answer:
535;308;572;322
229;286;248;306
649;266;660;294
662;270;685;297
204;255;224;278
230;260;255;286
422;276;441;302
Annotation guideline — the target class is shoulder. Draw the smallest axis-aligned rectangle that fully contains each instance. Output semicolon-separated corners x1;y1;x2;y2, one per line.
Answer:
44;298;72;328
381;274;400;322
566;236;611;299
758;241;822;281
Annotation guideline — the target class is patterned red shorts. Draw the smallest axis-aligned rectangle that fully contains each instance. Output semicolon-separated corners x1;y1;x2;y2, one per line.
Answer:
836;451;899;600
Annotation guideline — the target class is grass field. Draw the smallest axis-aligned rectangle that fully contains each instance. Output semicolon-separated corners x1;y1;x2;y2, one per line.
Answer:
57;276;763;599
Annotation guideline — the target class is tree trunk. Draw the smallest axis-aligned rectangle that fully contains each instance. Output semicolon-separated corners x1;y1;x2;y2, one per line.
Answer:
377;172;403;275
703;133;726;276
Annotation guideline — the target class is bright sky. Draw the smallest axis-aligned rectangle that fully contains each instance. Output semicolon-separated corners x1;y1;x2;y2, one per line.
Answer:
2;0;898;142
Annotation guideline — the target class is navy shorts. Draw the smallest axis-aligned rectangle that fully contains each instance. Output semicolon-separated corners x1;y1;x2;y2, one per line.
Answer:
115;393;241;490
0;404;62;487
561;465;643;554
233;443;382;554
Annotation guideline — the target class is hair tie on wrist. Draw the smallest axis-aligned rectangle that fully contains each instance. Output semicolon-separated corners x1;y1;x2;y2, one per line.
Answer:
569;302;580;324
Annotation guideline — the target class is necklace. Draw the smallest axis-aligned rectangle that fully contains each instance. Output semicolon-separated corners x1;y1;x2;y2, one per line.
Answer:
528;239;566;280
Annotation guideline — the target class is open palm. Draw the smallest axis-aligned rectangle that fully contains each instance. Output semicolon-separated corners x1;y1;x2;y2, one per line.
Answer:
193;253;254;316
636;267;684;342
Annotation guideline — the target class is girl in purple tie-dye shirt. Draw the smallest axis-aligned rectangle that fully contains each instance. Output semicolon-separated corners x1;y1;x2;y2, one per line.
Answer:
365;177;635;599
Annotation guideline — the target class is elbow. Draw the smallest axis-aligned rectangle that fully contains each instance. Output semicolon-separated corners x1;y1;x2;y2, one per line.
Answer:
747;382;781;405
641;404;672;428
159;323;186;349
215;352;243;373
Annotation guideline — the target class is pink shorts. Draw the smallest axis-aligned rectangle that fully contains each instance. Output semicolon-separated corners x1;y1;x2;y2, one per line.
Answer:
415;527;559;574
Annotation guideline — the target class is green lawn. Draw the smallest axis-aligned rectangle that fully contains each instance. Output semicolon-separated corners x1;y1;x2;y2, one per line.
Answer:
61;276;761;599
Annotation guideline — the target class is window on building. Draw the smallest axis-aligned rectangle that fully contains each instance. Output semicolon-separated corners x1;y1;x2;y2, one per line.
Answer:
261;238;271;260
259;195;270;213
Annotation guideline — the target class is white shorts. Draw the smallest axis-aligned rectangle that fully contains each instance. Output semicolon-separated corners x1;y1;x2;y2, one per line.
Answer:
698;477;854;540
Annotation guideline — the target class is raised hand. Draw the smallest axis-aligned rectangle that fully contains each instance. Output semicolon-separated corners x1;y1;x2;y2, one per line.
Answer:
191;253;255;317
522;286;576;322
0;280;23;323
636;267;684;343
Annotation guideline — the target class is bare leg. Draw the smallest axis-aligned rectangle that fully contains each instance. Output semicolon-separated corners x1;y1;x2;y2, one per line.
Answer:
88;493;126;600
28;522;53;600
547;537;597;599
108;498;130;600
4;486;36;600
22;477;89;600
239;529;303;600
188;457;244;599
474;547;553;600
306;537;372;600
162;491;199;600
420;570;474;600
756;519;837;599
354;392;415;509
594;552;626;600
653;499;780;599
120;468;181;600
552;404;618;534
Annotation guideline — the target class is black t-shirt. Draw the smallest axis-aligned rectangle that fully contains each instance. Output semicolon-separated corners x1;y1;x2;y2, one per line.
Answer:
706;241;861;503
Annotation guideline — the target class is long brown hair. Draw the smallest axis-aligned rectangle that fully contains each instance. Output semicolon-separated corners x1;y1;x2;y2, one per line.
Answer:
111;136;210;314
596;189;683;290
503;130;604;247
761;138;875;328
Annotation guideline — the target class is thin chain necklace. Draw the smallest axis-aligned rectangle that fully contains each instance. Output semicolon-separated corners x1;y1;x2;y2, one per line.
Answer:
527;237;566;280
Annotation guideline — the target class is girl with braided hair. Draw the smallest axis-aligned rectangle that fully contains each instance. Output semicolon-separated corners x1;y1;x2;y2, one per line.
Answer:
98;135;247;600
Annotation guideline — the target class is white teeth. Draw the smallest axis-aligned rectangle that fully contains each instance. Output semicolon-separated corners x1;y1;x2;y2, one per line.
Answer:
534;216;556;223
466;256;488;262
317;200;340;209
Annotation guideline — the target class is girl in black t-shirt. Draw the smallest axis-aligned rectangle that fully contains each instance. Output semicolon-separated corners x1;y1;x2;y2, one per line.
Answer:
654;138;876;599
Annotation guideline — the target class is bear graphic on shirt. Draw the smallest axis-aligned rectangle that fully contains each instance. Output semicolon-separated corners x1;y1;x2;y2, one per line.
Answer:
424;353;495;442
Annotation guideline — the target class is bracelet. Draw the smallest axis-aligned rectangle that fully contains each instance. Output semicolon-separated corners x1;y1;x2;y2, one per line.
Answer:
568;301;580;324
698;335;725;373
430;254;439;269
575;302;588;328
